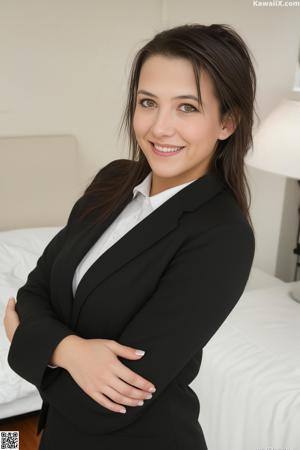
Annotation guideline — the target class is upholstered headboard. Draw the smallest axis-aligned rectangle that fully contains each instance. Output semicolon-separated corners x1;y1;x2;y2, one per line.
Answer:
0;135;81;230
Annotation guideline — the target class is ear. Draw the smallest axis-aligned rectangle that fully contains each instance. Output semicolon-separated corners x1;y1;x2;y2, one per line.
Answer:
218;110;240;140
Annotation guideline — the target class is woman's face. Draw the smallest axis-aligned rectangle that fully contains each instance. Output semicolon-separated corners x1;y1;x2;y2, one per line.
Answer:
133;55;235;192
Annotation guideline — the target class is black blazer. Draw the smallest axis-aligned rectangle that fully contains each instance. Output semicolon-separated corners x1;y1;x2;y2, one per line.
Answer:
7;160;255;450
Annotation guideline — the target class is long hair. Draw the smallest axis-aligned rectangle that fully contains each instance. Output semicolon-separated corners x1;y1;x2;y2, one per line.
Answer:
78;23;259;231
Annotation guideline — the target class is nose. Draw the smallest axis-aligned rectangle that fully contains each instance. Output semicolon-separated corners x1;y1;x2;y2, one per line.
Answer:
150;107;176;137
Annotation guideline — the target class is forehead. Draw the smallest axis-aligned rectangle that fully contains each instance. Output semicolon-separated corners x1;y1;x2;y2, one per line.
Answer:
139;55;195;84
138;55;215;100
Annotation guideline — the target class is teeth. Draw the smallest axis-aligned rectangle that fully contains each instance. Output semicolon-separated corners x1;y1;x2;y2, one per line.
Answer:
153;144;183;153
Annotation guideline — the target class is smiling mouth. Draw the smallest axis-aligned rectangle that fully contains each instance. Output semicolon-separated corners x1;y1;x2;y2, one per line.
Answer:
149;141;185;156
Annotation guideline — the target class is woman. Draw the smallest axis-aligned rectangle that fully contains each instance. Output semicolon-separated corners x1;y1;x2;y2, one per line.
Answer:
5;23;256;449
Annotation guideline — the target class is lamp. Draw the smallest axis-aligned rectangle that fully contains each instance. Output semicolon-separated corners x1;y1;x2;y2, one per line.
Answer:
245;99;300;303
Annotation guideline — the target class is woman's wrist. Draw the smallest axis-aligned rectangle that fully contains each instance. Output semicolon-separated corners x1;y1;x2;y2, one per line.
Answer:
49;334;84;371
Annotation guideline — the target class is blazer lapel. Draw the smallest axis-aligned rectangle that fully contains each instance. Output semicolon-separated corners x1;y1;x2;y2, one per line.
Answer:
60;171;226;330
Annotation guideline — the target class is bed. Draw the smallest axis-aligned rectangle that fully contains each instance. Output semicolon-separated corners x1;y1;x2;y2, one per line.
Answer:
0;135;81;420
196;271;300;449
0;135;299;449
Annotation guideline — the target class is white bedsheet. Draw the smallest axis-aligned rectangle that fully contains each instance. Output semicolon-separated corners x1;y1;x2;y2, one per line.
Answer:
195;283;300;450
0;227;61;417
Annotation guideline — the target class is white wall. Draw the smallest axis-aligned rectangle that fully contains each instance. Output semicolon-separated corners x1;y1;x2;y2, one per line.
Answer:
0;0;299;279
0;0;164;185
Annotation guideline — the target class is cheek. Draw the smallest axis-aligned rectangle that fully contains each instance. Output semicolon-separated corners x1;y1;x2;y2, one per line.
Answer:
178;118;205;143
133;109;155;137
133;111;149;136
186;118;220;144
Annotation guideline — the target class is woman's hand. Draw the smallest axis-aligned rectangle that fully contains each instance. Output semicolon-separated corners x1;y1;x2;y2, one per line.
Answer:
59;337;156;414
4;297;20;343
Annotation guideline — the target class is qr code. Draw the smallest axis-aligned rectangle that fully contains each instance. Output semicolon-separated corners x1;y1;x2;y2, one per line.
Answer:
1;431;19;449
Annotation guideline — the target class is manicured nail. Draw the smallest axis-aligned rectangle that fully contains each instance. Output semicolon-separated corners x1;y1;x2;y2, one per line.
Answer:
149;386;156;393
119;408;126;413
135;350;145;355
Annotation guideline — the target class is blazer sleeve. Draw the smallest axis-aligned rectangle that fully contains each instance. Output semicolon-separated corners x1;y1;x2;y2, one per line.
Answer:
7;159;132;389
39;219;255;434
7;196;84;389
7;159;133;389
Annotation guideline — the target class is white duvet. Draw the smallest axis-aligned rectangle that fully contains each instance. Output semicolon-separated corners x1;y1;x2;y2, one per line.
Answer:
0;227;61;404
196;283;300;450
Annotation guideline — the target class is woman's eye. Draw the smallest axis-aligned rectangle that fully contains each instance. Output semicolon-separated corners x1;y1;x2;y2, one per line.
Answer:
138;98;197;113
180;104;197;113
139;99;154;108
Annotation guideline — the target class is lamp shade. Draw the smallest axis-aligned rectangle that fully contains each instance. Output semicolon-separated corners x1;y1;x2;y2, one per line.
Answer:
245;99;300;179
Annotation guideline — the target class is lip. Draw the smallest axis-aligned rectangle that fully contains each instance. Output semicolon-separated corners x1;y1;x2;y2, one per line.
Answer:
150;141;185;157
150;141;185;148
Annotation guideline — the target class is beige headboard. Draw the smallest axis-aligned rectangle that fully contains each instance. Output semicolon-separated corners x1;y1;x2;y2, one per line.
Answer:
0;135;81;231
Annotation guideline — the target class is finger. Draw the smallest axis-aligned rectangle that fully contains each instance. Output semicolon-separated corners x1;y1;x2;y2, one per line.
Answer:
114;361;156;393
89;391;127;414
6;297;15;310
4;299;13;316
106;342;156;392
107;340;146;360
5;298;19;324
101;384;145;408
111;376;153;401
6;298;12;308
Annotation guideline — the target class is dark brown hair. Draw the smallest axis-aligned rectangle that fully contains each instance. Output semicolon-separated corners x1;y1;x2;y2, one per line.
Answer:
78;23;259;231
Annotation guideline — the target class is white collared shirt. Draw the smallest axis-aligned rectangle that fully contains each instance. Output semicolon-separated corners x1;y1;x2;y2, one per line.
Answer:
47;171;196;368
71;171;197;298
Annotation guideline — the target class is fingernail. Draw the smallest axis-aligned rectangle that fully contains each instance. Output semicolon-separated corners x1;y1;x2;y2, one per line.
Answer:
119;408;126;413
149;386;156;393
135;350;145;356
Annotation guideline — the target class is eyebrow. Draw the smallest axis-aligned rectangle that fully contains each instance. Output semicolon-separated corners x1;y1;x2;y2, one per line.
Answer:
137;89;200;102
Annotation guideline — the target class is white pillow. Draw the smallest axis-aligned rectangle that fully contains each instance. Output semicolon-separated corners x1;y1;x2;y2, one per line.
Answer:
0;226;63;256
0;226;62;303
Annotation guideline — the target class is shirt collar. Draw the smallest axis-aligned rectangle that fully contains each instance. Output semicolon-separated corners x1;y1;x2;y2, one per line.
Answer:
132;171;198;210
132;172;152;200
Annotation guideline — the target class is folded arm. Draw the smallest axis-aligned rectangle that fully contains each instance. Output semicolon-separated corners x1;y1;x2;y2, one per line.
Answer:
39;219;255;434
7;196;84;388
7;160;134;387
